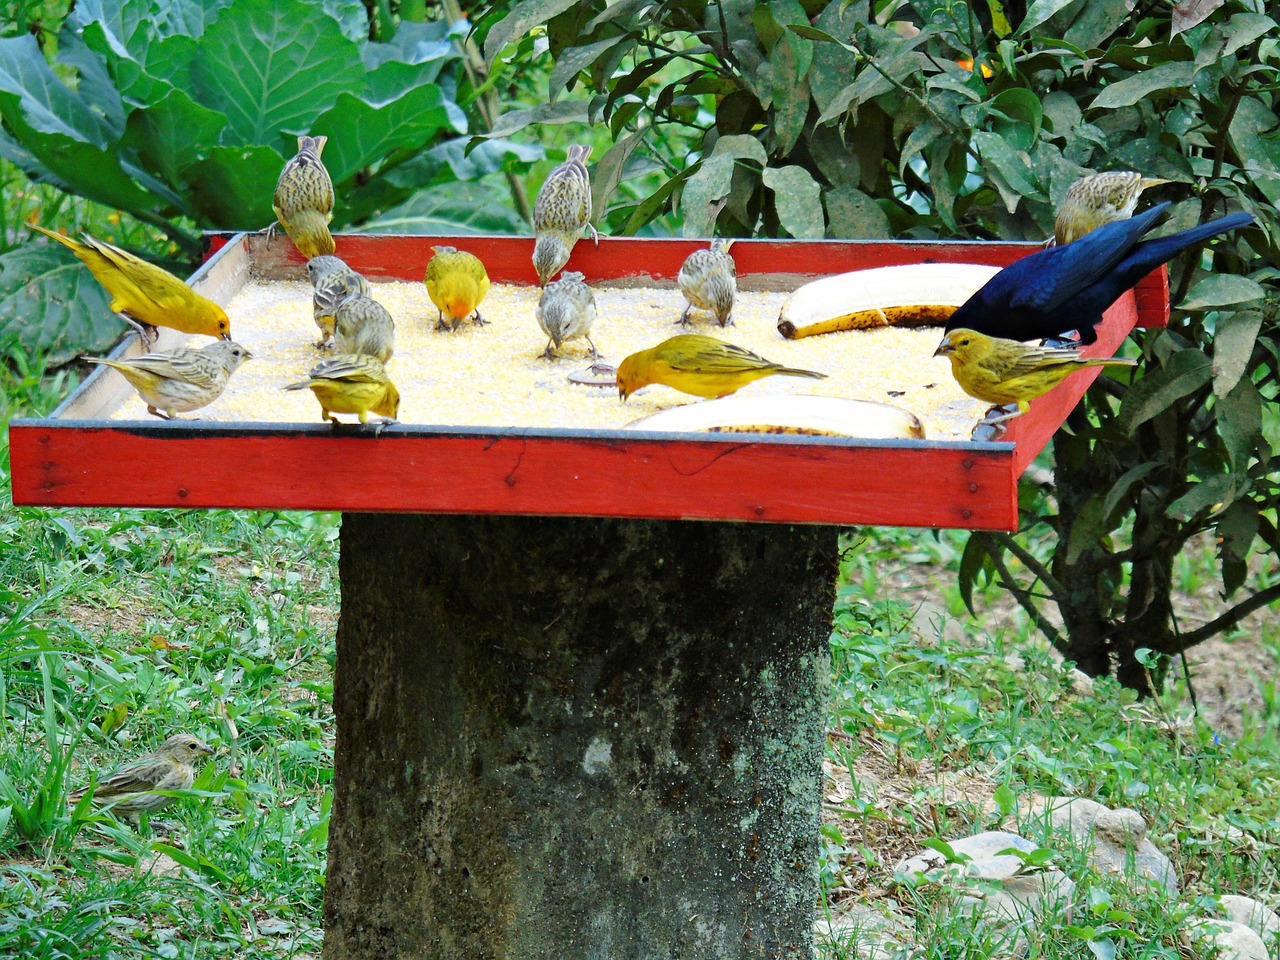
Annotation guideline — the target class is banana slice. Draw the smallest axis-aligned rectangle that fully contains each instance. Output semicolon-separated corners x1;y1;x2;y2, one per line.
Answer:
624;394;924;439
777;263;1001;339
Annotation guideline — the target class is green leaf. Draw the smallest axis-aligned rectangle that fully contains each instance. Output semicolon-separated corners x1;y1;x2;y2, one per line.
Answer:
483;0;582;67
0;245;125;365
1118;348;1212;434
769;34;810;155
548;36;628;103
194;0;365;146
1229;97;1280;207
763;164;823;239
973;131;1038;212
1212;309;1263;399
592;131;645;221
1217;375;1261;475
312;85;466;187
957;534;988;616
823;184;889;238
1099;462;1161;523
1180;274;1265;312
988;88;1042;153
187;144;287;227
1018;0;1081;34
352;182;527;235
680;154;737;237
1166;472;1235;521
1062;0;1133;50
1089;62;1196;110
487;100;591;139
362;21;459;103
430;137;543;182
710;134;768;165
121;87;228;195
1216;500;1258;596
0;35;119;145
153;0;236;39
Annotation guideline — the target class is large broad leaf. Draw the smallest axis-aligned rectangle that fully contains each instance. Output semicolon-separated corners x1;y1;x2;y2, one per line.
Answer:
363;20;459;104
823;185;890;238
0;246;125;365
1212;308;1264;399
193;0;366;147
152;0;236;40
1090;62;1196;110
763;165;823;239
352;183;527;235
312;85;467;187
121;87;229;196
1217;375;1262;475
1181;274;1266;312
1228;96;1280;207
188;145;289;227
680;154;737;237
0;35;119;145
427;137;544;182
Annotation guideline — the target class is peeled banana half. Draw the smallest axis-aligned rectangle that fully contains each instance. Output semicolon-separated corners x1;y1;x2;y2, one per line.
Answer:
777;263;1001;340
624;394;925;440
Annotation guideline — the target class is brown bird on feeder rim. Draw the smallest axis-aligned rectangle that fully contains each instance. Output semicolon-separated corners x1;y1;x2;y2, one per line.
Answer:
532;144;597;285
1053;171;1169;246
274;135;336;259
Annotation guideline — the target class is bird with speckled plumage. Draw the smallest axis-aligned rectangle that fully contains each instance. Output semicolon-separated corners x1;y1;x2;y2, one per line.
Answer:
333;294;395;363
532;145;596;285
536;271;598;359
1053;171;1169;246
284;354;400;426
69;733;215;822
678;239;737;326
274;136;336;259
307;255;370;347
86;341;251;419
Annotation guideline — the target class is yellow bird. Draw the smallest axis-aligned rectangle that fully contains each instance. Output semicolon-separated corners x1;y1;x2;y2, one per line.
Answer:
86;340;251;419
68;733;214;822
32;225;231;348
678;238;737;326
532;144;596;285
284;354;400;426
424;246;490;331
333;294;395;363
616;334;826;401
934;327;1136;420
1053;171;1169;245
273;135;336;259
307;255;370;346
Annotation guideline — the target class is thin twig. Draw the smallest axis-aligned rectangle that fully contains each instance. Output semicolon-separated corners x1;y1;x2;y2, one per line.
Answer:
1172;580;1280;651
990;532;1066;599
975;533;1066;649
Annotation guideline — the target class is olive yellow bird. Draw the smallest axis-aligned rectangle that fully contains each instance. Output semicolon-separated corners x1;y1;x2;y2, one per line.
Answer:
678;238;737;327
616;334;826;401
536;271;597;358
424;246;490;331
333;294;395;363
934;328;1136;420
32;225;231;348
532;144;596;285
284;354;400;426
274;135;336;259
87;340;251;419
69;733;214;822
1053;171;1169;246
307;255;370;346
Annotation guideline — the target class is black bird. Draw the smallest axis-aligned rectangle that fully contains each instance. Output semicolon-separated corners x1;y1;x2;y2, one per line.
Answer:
945;202;1255;345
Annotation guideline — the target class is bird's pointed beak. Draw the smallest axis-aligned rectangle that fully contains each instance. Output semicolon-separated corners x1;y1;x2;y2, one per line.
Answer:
933;337;954;358
220;332;233;341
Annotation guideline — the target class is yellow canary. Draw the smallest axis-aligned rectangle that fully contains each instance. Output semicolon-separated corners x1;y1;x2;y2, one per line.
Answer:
86;340;251;419
1054;171;1169;245
68;733;214;821
536;271;598;358
307;255;370;346
934;327;1137;419
273;135;336;259
678;239;737;326
333;294;395;363
424;246;491;331
532;144;596;285
616;334;827;401
32;224;231;348
284;354;400;425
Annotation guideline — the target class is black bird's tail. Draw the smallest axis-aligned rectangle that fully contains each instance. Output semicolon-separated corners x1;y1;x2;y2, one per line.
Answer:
1130;211;1255;267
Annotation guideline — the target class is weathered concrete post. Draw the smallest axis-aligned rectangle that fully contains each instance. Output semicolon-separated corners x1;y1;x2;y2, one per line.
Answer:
323;514;836;960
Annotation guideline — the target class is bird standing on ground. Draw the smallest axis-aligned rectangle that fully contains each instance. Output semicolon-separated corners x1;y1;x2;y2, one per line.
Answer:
616;334;826;401
424;246;490;331
934;328;1137;420
284;354;400;426
273;135;336;259
532;144;596;285
678;239;737;326
536;271;598;358
86;340;251;420
333;294;395;363
32;225;231;349
1054;171;1169;246
307;256;370;347
68;733;214;821
945;202;1255;346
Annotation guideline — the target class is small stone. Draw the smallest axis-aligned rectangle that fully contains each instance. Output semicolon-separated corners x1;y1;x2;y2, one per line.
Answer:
1030;796;1177;893
1068;669;1094;696
895;831;1037;881
814;901;912;959
958;870;1075;924
1094;807;1148;844
1216;895;1280;941
1188;919;1270;960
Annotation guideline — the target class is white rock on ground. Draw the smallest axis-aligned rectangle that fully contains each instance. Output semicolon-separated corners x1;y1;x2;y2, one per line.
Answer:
1188;919;1270;960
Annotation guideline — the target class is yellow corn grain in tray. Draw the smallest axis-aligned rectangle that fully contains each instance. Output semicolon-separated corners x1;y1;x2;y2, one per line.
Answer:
106;280;991;440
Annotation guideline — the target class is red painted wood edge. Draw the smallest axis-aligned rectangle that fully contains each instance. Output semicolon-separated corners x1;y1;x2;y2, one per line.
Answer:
9;426;1018;530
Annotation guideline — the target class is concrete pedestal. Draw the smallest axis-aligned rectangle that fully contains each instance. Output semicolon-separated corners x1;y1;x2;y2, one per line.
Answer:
322;514;836;959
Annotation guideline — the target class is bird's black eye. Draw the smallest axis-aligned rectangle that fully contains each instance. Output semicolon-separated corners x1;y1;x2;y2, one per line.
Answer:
959;338;971;347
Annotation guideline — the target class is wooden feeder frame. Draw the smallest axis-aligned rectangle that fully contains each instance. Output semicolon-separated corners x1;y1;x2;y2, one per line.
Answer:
8;233;1168;530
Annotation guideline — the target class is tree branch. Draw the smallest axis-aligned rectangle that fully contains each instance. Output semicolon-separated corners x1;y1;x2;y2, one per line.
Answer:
975;534;1066;650
1172;580;1280;651
991;532;1066;599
